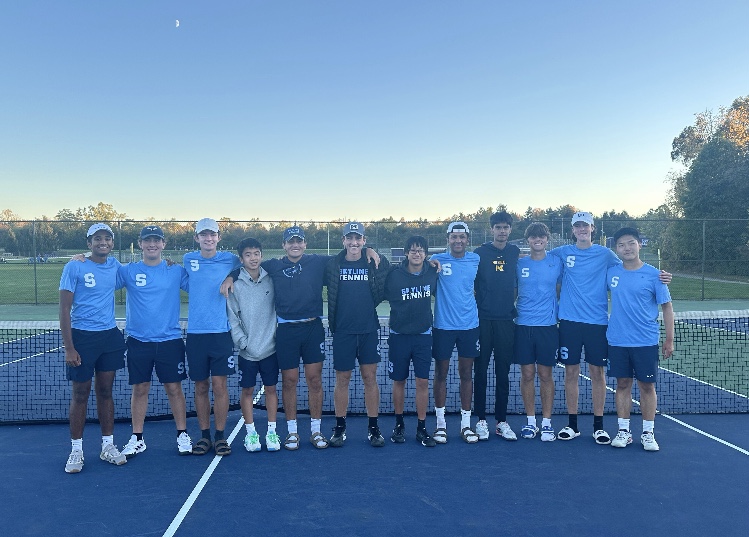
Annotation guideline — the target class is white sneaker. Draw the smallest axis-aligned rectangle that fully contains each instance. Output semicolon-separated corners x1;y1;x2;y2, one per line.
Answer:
496;421;517;441
65;449;84;473
475;420;490;441
100;443;127;465
121;435;146;458
244;431;262;452
266;431;281;452
641;431;660;451
611;429;633;448
177;432;193;455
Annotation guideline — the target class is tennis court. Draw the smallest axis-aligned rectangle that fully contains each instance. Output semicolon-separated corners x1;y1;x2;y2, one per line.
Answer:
1;312;748;536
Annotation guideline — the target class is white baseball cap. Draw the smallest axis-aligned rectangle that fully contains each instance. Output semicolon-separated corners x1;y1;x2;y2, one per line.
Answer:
571;212;594;226
86;223;114;238
195;218;219;234
447;221;470;234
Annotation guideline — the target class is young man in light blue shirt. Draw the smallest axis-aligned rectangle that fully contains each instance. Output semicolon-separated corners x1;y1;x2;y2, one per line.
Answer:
59;223;127;473
430;222;481;444
607;227;674;451
118;225;193;458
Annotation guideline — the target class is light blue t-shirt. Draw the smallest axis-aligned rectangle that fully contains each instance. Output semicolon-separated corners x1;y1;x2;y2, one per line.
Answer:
550;244;621;325
431;252;480;331
515;254;563;326
606;263;672;347
59;257;122;331
119;261;189;342
183;250;240;334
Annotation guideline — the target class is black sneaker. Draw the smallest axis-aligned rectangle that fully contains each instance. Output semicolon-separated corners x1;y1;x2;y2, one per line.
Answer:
416;428;436;447
391;423;406;443
330;425;346;448
368;426;385;447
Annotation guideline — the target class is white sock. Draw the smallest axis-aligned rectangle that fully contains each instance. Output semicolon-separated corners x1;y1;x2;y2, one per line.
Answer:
245;422;256;434
541;418;551;428
287;419;298;434
71;438;83;451
643;420;655;433
267;422;276;433
311;418;321;434
101;435;113;449
618;418;630;431
527;415;537;427
436;407;446;428
460;409;471;429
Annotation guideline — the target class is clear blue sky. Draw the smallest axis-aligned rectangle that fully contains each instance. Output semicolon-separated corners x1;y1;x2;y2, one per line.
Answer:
2;1;747;222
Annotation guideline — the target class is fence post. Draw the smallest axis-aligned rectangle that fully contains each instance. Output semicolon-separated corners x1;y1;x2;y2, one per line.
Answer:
32;220;38;305
701;220;706;301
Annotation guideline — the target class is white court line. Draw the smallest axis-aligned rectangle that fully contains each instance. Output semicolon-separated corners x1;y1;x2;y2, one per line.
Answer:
162;386;265;537
574;368;749;456
658;365;748;399
0;347;63;367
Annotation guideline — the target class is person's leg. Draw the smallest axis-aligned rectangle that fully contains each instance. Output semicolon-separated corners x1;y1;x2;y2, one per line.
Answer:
265;385;279;424
538;365;554;420
334;370;352;418
393;379;406;415
211;375;229;432
305;362;324;420
194;379;211;431
360;362;379;418
240;386;255;425
520;364;536;419
69;379;92;440
94;370;116;437
433;359;449;409
589;364;607;418
493;321;514;424
130;381;151;434
282;368;299;421
458;357;474;411
638;381;656;421
164;382;187;431
474;320;493;421
564;363;580;415
415;377;429;420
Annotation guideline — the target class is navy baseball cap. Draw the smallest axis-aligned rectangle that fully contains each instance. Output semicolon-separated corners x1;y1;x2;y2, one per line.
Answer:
283;226;305;242
140;225;165;240
343;222;365;237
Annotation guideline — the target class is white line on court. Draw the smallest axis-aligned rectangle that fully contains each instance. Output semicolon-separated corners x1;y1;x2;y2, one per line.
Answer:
575;369;749;456
0;347;63;367
658;365;748;398
162;386;265;537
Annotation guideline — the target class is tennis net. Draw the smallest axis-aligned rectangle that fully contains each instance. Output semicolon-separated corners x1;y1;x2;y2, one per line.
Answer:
1;311;747;424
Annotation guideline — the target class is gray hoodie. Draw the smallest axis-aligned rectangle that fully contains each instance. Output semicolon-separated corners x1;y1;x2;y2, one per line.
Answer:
226;266;276;361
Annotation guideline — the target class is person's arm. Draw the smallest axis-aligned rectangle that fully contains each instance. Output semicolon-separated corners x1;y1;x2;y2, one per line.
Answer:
226;295;248;351
59;290;80;367
661;302;674;359
364;247;380;269
659;270;672;284
220;275;235;298
428;258;442;272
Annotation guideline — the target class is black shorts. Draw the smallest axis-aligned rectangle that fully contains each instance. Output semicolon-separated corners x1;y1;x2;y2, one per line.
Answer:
126;336;187;385
431;327;480;360
66;327;126;382
238;353;279;388
185;331;236;381
276;319;326;371
514;325;558;367
607;345;659;383
387;333;432;381
332;331;380;372
558;320;608;367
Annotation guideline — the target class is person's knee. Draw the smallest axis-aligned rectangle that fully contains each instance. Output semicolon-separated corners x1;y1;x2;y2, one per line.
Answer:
194;380;210;396
133;382;151;398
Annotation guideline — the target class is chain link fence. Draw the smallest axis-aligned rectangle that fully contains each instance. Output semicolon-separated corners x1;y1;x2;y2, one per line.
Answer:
1;218;748;304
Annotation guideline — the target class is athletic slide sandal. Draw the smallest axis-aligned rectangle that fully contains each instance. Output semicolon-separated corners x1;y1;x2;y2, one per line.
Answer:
310;432;329;449
214;439;232;456
433;428;448;444
557;427;581;441
593;430;611;445
192;438;212;456
284;432;300;451
460;427;479;444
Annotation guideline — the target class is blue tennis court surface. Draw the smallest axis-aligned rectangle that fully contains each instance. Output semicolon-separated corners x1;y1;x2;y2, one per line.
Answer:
2;411;748;537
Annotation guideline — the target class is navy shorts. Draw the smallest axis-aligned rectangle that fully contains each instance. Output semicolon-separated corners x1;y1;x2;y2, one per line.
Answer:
558;320;608;367
431;327;480;360
185;331;236;381
238;353;279;388
332;331;380;372
66;327;126;382
276;319;326;371
607;345;659;383
514;325;559;367
388;333;432;381
126;336;187;385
